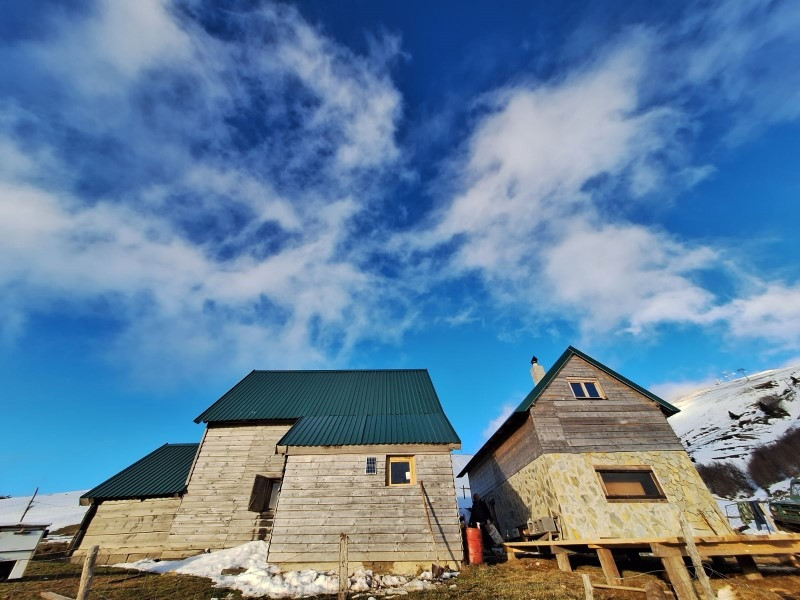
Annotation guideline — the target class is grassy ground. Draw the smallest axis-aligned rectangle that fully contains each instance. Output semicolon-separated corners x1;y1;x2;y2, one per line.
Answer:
2;555;799;599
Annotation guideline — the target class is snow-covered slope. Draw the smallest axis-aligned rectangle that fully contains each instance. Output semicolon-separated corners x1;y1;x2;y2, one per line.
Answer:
669;363;800;484
0;490;88;530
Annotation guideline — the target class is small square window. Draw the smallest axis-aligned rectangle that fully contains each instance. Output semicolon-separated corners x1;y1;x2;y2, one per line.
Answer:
387;456;415;486
596;468;665;500
568;379;604;399
365;456;377;475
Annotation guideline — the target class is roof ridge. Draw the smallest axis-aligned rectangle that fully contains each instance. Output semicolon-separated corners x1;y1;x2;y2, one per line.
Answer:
249;368;429;373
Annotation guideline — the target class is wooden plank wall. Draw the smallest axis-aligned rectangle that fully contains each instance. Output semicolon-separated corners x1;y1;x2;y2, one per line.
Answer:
530;355;685;453
72;497;181;565
268;451;462;571
468;416;540;498
163;423;291;556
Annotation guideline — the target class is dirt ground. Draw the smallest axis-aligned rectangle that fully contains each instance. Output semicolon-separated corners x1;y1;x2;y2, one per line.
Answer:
2;554;799;599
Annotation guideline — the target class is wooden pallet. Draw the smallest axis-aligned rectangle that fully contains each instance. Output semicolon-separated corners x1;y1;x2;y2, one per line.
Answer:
504;533;800;600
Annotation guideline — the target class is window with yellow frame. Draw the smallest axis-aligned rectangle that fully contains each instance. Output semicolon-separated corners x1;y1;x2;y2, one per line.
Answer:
386;456;416;486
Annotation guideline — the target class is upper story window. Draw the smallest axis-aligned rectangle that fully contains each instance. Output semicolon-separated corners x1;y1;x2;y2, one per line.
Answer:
365;456;377;475
568;379;604;399
387;456;416;486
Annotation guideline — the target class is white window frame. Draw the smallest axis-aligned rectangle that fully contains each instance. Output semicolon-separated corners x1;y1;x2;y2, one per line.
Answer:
365;456;377;475
567;378;605;399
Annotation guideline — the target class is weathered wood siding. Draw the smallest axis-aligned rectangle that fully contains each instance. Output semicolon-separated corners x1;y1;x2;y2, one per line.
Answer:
529;354;684;453
469;415;539;498
164;423;291;556
268;451;462;573
72;497;181;565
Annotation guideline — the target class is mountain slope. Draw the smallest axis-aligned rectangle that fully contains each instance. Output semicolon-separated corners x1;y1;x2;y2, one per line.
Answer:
668;363;800;496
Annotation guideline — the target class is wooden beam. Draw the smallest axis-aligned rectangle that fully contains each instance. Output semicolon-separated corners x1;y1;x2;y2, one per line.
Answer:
735;555;762;580
596;547;622;586
678;512;714;600
660;556;699;600
553;548;572;573
581;574;594;600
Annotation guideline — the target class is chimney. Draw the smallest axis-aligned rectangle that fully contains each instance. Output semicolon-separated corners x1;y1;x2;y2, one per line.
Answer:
530;356;545;385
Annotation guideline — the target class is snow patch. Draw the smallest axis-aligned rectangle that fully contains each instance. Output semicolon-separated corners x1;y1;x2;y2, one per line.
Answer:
0;490;89;531
116;541;458;598
669;363;800;479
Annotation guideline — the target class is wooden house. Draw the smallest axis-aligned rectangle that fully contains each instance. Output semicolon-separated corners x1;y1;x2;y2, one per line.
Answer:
73;370;463;573
458;347;733;542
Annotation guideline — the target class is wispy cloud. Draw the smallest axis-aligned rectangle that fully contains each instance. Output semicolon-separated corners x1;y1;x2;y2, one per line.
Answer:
397;3;800;347
481;403;515;441
0;2;405;377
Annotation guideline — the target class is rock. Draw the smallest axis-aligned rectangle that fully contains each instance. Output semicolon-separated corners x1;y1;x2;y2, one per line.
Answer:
449;584;457;589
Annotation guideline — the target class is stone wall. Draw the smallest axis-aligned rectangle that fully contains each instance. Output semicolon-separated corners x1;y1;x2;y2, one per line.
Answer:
482;450;732;540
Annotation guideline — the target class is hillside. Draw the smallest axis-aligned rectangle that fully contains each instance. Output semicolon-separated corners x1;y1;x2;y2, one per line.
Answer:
0;490;88;531
668;362;800;498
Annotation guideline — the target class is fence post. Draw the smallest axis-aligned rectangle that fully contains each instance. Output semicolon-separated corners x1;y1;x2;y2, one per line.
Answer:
338;533;349;600
76;545;99;600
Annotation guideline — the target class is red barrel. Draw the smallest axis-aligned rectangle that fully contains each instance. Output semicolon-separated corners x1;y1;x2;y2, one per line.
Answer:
466;527;483;565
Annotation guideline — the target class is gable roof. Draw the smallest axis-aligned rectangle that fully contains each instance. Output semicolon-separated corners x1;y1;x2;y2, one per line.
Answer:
457;346;678;477
515;346;679;415
196;369;461;447
82;443;199;502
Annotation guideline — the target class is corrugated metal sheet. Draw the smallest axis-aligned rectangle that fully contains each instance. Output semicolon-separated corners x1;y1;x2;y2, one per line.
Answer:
195;369;461;447
278;413;460;446
82;443;199;501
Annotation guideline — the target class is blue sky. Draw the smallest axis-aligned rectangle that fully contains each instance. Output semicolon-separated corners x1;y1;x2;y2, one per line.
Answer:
2;0;800;496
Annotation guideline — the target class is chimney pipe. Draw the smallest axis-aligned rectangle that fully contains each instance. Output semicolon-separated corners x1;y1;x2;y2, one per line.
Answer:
530;356;545;385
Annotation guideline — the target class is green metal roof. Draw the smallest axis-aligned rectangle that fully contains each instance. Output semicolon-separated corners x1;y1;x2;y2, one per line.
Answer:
196;369;461;447
82;443;199;501
457;346;679;477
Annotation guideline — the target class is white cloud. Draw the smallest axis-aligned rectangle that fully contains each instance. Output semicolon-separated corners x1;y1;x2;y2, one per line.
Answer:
649;378;717;404
0;3;406;377
481;403;515;441
721;284;800;347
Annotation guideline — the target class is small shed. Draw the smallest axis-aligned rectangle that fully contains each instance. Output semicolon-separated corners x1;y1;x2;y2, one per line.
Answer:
0;524;48;580
73;443;199;564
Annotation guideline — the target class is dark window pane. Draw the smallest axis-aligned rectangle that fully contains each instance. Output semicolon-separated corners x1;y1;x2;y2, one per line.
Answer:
584;382;600;398
390;460;411;484
366;457;377;475
267;480;281;510
599;470;661;498
570;382;586;398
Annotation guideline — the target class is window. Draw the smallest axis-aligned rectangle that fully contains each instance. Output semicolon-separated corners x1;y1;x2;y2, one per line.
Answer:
568;379;603;399
365;456;377;475
387;456;415;486
596;468;665;500
248;475;281;512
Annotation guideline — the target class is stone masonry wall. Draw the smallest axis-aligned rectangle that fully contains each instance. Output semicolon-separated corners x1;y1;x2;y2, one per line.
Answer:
483;450;732;540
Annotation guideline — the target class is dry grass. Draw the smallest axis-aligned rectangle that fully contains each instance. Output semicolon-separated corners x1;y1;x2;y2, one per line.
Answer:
3;555;799;599
0;560;243;600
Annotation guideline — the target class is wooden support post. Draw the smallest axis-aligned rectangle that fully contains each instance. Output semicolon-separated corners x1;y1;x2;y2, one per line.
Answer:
76;545;98;600
735;555;763;580
338;533;349;600
660;556;699;600
554;549;572;572
505;546;519;562
677;513;715;600
581;574;594;600
596;547;623;586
